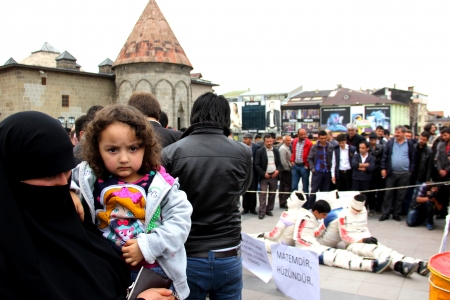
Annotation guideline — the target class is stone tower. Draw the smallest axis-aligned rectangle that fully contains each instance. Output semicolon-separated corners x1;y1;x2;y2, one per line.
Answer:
112;0;193;129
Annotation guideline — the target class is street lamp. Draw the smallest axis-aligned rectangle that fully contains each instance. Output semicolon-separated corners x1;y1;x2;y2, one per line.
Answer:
58;116;75;128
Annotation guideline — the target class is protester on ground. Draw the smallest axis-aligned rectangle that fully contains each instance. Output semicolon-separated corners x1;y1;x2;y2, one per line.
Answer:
379;126;415;222
290;128;313;199
241;133;259;215
128;92;182;148
319;194;428;277
255;134;282;219
0;111;175;300
162;92;252;300
278;135;292;208
331;133;356;191
256;191;306;252
293;199;390;273
71;105;192;299
307;130;333;209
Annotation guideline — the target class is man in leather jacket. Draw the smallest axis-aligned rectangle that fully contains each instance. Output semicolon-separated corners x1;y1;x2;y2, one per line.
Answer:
162;92;252;300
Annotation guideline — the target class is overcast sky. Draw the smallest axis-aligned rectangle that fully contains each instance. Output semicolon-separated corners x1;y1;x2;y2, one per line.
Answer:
1;0;449;115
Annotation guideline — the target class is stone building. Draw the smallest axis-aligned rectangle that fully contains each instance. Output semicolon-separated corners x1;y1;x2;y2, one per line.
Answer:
0;0;218;128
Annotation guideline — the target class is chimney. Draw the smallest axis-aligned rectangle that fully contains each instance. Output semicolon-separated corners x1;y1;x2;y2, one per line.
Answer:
98;58;114;74
315;89;319;94
394;84;396;89
408;86;415;91
55;51;77;69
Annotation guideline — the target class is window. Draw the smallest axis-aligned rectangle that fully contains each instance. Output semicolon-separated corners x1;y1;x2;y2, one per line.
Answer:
62;95;69;107
41;77;46;85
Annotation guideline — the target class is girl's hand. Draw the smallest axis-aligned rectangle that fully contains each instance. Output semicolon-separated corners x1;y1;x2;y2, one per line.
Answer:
137;288;175;300
69;191;84;221
122;239;144;266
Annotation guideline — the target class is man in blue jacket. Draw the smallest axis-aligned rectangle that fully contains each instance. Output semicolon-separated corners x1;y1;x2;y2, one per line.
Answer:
379;126;415;222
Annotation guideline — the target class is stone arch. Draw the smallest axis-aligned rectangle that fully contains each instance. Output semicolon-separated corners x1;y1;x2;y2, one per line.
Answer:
155;80;174;125
174;80;189;129
135;79;153;93
118;80;134;104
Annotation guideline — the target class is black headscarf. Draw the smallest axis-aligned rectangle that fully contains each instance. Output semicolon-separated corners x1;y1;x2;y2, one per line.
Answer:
0;111;130;299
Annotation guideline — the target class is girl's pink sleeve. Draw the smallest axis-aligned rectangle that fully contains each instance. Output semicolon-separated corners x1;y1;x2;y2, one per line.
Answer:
159;166;175;185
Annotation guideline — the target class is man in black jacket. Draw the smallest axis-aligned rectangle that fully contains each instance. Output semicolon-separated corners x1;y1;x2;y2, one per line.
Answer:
255;134;282;219
162;92;252;299
241;133;260;215
368;132;384;214
346;123;366;152
128;92;181;148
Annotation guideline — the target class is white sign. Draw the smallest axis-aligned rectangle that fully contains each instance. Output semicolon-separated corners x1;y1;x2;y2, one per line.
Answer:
270;244;320;300
241;233;272;283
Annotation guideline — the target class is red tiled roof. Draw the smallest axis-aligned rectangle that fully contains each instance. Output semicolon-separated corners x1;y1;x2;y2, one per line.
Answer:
113;0;192;69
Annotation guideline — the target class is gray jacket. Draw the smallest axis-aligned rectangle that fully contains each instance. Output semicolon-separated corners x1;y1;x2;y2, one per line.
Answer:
72;162;192;299
279;144;292;171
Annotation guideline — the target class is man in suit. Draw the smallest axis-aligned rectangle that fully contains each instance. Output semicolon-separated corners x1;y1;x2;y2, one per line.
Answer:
266;101;281;133
255;134;282;219
128;92;182;148
241;133;260;215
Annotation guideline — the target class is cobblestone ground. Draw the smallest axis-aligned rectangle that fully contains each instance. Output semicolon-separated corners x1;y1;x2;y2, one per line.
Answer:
240;196;445;300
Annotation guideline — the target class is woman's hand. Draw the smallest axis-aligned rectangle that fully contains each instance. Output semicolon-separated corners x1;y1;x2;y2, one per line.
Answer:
137;288;175;300
70;191;84;221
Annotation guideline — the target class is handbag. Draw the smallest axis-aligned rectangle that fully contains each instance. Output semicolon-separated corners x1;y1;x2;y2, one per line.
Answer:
127;267;173;300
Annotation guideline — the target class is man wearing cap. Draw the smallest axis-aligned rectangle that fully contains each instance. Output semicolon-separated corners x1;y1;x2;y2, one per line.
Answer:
346;123;366;152
241;133;259;215
318;194;428;277
367;132;385;214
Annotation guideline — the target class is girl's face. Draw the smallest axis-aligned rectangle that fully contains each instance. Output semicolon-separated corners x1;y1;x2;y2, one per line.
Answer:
98;122;145;182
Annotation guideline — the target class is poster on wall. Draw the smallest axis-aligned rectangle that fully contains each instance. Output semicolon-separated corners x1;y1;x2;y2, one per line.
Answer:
281;107;320;134
266;100;282;134
350;106;364;125
230;102;243;140
365;106;391;131
320;107;350;132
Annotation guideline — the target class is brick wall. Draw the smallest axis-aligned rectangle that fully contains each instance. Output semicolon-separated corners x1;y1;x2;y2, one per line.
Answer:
114;62;191;129
0;66;115;122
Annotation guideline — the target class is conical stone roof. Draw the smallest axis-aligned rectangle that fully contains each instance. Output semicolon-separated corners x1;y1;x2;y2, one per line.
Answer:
113;0;192;69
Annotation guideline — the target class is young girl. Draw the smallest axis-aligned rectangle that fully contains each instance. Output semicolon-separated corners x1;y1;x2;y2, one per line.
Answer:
71;104;192;300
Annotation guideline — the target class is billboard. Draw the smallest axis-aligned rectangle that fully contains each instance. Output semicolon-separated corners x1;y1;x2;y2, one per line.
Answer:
365;106;391;131
230;102;243;139
320;107;350;132
266;100;282;134
242;102;265;131
281;107;320;133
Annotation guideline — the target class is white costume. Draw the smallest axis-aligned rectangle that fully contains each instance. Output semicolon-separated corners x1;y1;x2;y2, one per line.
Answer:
293;200;388;273
319;194;428;277
258;191;306;252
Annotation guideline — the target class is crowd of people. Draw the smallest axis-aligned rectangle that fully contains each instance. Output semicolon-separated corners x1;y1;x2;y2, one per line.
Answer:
241;122;450;231
1;89;448;299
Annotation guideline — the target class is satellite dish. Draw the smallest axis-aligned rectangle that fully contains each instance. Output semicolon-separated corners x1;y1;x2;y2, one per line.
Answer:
343;95;350;100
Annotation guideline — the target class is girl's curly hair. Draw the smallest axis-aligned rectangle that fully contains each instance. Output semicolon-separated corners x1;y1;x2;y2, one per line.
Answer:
82;104;161;178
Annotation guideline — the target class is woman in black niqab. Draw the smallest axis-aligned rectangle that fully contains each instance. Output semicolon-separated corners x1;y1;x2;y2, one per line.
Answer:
0;111;130;299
